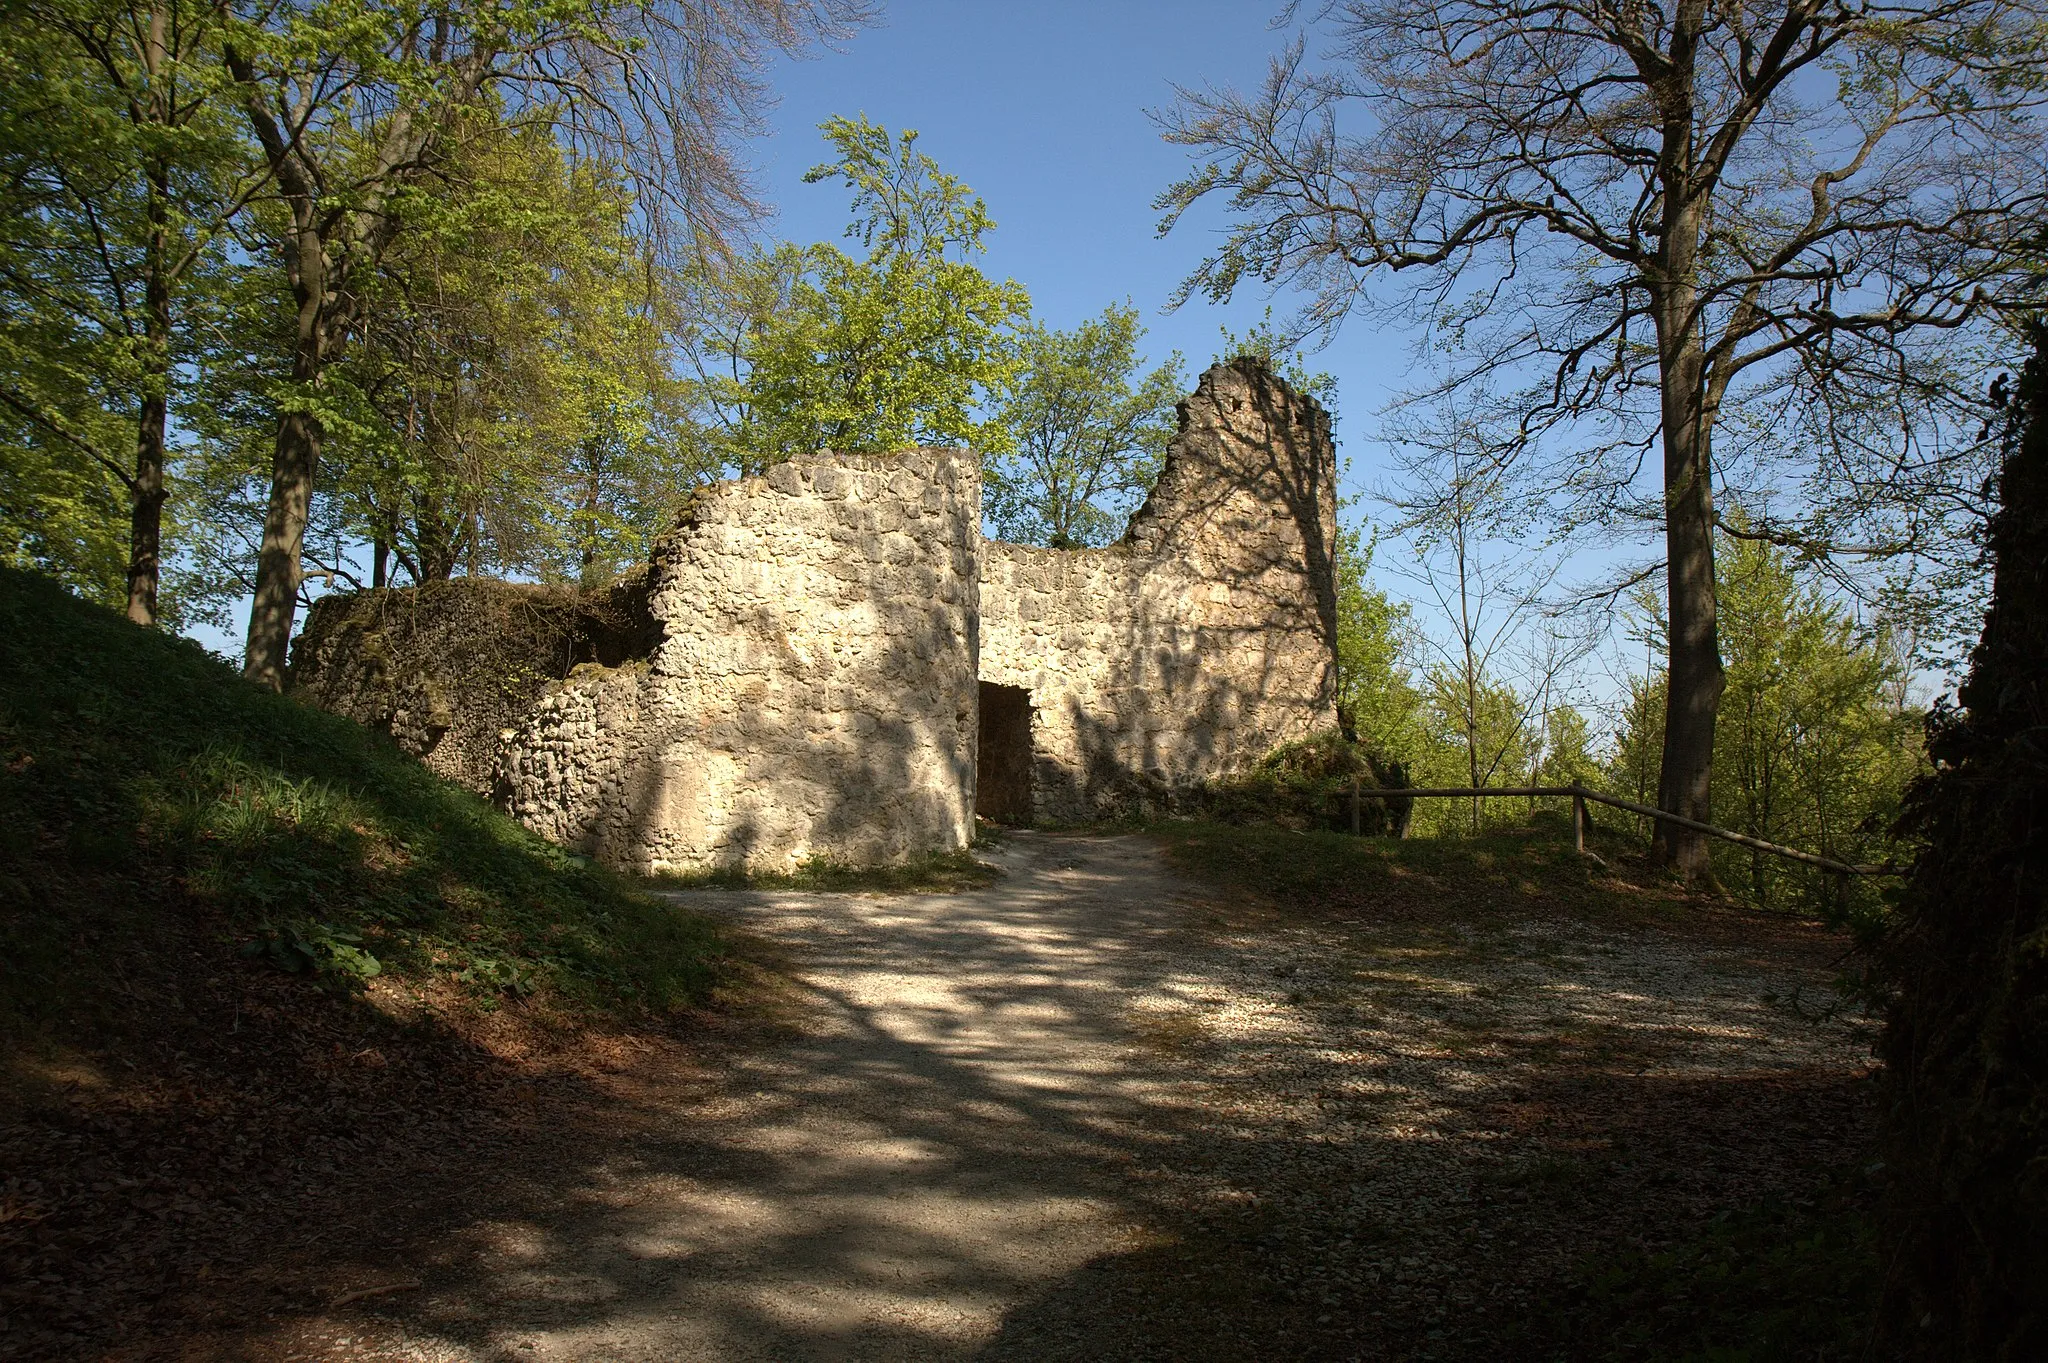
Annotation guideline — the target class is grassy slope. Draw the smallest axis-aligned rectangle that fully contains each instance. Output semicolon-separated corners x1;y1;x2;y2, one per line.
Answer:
0;565;725;1051
1153;817;1880;1363
0;569;757;1356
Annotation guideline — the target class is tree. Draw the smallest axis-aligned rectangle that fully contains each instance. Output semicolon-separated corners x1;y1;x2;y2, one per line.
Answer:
684;116;1030;470
1879;325;2048;1360
224;0;867;688
1711;529;1919;906
1534;703;1598;789
1384;398;1590;831
1332;523;1425;760
1157;1;2048;879
1608;530;1921;902
0;0;254;625
331;113;686;588
1421;663;1535;831
985;304;1181;547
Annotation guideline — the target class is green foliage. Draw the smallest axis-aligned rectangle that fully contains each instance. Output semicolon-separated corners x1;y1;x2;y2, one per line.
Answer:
1536;704;1599;788
1333;524;1425;757
0;2;246;622
329;110;692;586
1608;534;1922;914
0;565;724;1014
686;116;1030;469
984;304;1181;547
1608;671;1666;812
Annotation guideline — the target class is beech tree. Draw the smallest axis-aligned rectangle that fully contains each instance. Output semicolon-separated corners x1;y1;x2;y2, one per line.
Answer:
0;0;255;626
986;305;1181;548
1156;0;2048;878
225;0;867;689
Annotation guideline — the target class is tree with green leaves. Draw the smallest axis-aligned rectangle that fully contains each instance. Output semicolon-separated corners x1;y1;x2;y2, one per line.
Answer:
0;0;255;626
1710;529;1920;906
1608;531;1920;904
330;112;685;589
1158;0;2048;880
222;0;866;688
1332;523;1424;761
684;116;1030;470
984;304;1180;548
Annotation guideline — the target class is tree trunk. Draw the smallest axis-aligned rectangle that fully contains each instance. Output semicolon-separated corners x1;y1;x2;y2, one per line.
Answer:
1652;319;1725;881
243;221;327;689
127;184;169;624
1648;51;1725;884
126;389;168;626
125;25;172;627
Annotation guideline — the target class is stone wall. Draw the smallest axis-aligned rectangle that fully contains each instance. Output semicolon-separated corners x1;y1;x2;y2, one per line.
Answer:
496;448;981;872
288;576;656;794
977;359;1339;820
286;360;1336;869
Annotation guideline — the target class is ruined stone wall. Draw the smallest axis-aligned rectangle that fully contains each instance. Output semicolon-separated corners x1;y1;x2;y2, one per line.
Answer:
977;359;1339;820
498;449;981;872
288;577;656;795
287;360;1334;866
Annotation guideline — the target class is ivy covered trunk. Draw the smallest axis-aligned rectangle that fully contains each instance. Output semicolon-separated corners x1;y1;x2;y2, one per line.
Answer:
1879;327;2048;1359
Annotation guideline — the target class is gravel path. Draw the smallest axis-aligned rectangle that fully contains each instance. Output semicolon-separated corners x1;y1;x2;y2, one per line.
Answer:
282;830;1873;1362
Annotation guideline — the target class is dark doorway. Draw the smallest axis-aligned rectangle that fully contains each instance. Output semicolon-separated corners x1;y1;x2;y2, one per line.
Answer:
976;682;1034;824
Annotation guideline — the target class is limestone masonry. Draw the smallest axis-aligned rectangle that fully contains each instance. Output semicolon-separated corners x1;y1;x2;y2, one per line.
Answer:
290;359;1338;871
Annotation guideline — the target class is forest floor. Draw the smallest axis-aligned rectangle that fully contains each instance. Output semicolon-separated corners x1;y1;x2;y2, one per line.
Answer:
5;824;1879;1361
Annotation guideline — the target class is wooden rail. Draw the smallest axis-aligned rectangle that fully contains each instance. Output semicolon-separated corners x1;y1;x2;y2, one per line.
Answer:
1347;781;1898;877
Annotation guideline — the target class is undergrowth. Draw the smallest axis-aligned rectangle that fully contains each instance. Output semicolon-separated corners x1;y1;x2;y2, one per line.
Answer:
0;566;726;1038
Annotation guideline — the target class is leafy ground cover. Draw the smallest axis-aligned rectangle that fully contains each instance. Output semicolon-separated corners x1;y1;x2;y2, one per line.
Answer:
0;567;741;1357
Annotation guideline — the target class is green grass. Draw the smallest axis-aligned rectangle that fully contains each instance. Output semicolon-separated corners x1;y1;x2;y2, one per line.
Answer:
1151;811;1634;918
0;566;726;1034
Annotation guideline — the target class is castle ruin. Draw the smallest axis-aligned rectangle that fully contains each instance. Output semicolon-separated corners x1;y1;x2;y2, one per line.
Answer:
289;359;1339;872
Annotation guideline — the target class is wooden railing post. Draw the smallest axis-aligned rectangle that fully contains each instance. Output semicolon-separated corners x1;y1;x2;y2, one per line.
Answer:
1350;777;1362;836
1572;789;1587;855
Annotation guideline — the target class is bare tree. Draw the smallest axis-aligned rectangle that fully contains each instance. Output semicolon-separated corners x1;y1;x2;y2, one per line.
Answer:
1156;0;2048;878
1386;397;1594;832
227;0;871;689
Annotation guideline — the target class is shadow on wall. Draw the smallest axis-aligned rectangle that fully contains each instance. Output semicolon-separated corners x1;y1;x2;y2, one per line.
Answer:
498;448;982;874
979;358;1342;823
620;593;978;872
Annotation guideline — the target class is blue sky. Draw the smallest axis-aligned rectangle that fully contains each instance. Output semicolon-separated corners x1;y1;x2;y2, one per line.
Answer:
751;0;1417;498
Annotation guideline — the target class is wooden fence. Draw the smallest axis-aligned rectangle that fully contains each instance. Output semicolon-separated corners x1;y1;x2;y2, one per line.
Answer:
1348;781;1898;878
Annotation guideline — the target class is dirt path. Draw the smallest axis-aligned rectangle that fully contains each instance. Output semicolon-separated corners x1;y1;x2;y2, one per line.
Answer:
261;831;1873;1362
